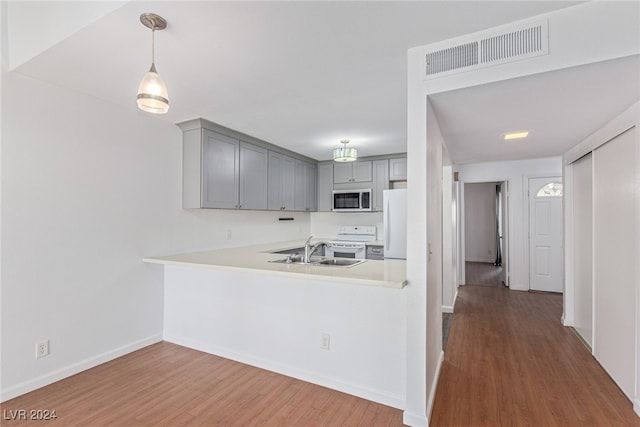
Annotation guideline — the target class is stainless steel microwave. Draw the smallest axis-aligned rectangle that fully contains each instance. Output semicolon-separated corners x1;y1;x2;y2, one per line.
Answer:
332;189;372;212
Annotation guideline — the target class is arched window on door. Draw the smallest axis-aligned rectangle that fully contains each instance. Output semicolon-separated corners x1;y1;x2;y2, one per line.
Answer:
536;182;563;197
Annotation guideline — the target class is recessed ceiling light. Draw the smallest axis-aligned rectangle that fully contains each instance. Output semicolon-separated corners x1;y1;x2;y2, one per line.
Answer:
504;131;529;140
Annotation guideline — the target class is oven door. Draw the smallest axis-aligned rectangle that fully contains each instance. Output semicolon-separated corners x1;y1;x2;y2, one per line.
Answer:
325;243;367;259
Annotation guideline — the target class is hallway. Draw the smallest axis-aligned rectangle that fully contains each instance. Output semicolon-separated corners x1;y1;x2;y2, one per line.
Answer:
431;285;640;426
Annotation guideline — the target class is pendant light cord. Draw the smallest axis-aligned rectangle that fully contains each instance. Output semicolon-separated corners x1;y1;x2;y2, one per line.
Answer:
151;28;155;65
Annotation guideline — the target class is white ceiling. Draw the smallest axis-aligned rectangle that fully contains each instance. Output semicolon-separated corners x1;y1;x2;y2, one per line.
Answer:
12;1;632;164
430;55;640;164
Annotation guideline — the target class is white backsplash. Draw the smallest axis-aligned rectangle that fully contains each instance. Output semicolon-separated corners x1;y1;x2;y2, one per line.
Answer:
310;212;384;240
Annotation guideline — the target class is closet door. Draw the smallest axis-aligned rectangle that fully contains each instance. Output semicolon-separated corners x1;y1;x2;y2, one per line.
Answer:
593;127;637;400
572;153;593;347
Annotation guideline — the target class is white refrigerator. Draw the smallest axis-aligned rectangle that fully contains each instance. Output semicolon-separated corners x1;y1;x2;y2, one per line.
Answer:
383;189;407;259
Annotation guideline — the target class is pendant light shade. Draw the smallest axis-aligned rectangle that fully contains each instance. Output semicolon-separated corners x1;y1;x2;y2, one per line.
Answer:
137;13;169;114
333;140;358;162
137;64;169;113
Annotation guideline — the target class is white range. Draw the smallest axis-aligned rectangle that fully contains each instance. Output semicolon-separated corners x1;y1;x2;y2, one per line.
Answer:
325;225;377;259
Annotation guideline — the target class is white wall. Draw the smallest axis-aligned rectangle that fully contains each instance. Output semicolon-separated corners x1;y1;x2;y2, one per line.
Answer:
425;100;444;416
0;70;311;401
464;182;497;263
163;265;407;408
456;158;562;290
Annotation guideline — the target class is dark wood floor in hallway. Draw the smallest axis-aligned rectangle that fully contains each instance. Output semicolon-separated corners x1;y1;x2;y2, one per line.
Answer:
465;261;503;287
430;285;640;426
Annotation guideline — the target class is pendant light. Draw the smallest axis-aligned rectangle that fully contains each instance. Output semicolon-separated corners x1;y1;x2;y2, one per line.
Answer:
137;13;169;114
333;140;358;162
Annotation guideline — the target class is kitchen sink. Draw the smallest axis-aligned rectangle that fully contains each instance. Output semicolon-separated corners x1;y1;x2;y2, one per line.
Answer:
316;258;366;267
268;256;366;267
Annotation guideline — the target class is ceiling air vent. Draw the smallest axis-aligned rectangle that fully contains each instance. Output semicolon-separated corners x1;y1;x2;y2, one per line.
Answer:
424;19;548;79
425;42;478;76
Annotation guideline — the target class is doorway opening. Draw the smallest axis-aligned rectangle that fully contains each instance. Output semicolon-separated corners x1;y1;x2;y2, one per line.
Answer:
461;181;508;288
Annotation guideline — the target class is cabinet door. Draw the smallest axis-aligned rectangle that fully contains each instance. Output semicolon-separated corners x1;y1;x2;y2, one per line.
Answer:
333;162;353;184
202;130;239;209
294;160;307;211
305;163;317;211
281;155;295;210
294;160;317;211
352;161;372;182
268;152;295;210
268;151;284;210
389;158;407;181
317;163;333;212
239;142;268;209
372;159;389;211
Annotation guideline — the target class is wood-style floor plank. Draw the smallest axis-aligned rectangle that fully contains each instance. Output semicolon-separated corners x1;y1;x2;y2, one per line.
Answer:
0;342;404;426
430;285;640;426
465;261;503;287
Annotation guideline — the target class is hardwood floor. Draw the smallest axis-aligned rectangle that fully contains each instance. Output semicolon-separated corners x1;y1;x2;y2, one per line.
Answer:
0;342;404;426
465;261;503;287
431;285;640;426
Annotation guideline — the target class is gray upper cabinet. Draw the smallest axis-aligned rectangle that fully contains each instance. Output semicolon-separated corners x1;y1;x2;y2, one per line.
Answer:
333;161;372;184
180;119;321;211
239;142;268;210
317;163;333;212
389;157;407;181
268;151;295;210
182;127;268;209
201;130;240;209
294;160;317;211
372;159;389;211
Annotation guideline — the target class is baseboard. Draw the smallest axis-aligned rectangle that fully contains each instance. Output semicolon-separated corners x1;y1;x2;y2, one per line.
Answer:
0;333;163;403
402;411;429;427
164;333;405;410
465;258;494;263
426;350;445;422
442;290;458;314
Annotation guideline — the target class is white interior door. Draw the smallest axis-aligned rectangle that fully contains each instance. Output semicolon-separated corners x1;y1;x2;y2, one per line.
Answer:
529;177;564;292
593;127;637;400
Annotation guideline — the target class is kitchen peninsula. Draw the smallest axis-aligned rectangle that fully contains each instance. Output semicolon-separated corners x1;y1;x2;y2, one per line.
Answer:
144;239;407;288
144;239;408;409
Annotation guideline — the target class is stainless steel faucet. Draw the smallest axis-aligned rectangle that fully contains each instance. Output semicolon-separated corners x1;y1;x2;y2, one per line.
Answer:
303;236;326;263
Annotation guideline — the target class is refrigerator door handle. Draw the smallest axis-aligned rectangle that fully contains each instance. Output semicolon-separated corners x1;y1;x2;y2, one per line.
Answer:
385;198;390;248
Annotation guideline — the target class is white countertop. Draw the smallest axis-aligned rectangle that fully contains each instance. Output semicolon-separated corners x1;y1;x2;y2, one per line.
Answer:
143;239;407;289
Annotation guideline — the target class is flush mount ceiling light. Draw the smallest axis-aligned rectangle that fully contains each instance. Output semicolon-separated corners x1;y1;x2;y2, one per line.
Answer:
333;140;358;162
503;131;529;140
137;13;169;114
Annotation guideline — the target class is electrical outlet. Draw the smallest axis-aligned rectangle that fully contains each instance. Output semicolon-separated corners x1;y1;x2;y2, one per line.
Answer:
36;340;50;359
320;333;330;350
